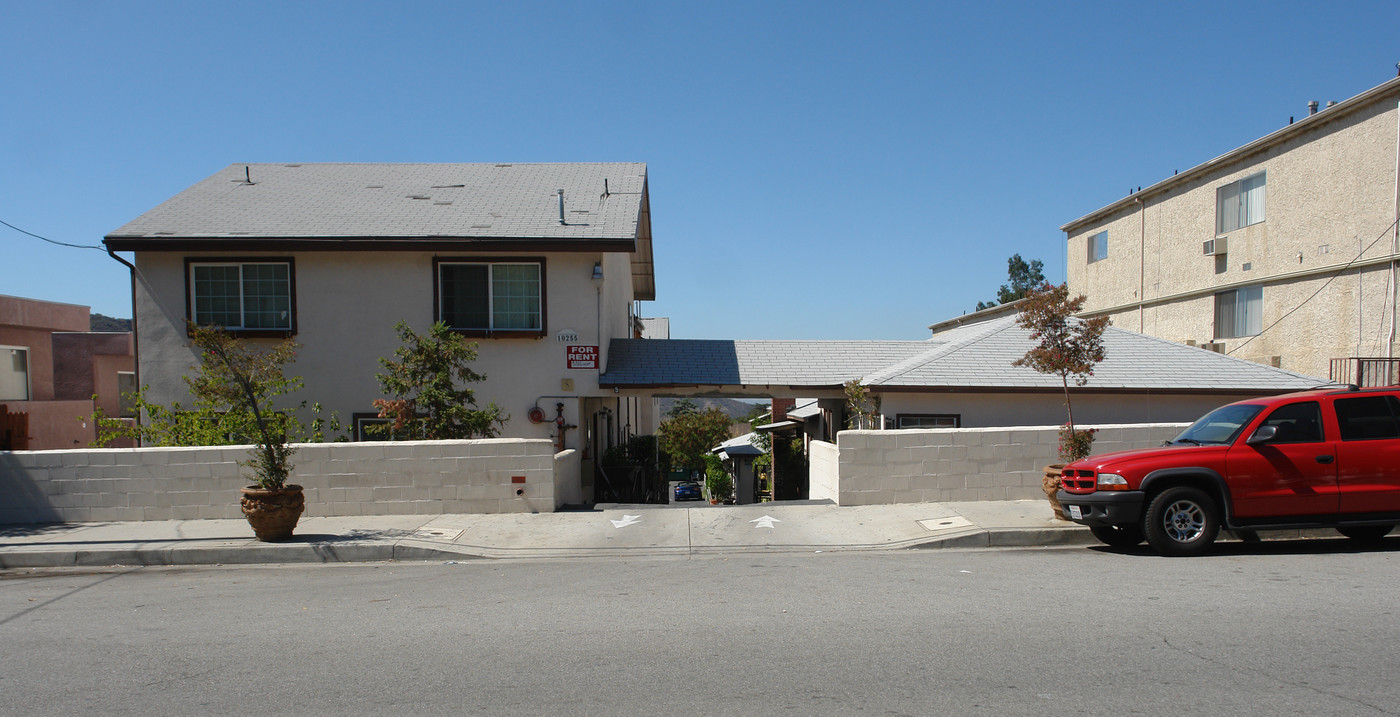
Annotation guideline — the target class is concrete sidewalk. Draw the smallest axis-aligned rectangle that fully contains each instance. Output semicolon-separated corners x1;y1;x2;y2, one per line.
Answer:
0;500;1098;568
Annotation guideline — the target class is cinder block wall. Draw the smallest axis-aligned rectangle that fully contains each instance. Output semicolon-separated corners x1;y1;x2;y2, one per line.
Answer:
0;438;557;524
808;440;839;502
834;423;1186;505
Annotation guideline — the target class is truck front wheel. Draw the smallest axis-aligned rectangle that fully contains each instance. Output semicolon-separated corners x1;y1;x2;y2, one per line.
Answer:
1144;487;1220;557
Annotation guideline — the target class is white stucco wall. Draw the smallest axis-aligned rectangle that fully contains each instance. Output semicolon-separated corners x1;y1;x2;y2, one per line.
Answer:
132;249;643;448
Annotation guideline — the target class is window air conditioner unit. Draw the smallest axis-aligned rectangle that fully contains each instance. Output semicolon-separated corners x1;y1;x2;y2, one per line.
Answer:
1203;237;1228;256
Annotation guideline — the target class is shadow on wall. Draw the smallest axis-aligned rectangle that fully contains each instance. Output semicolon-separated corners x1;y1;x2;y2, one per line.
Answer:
0;452;62;526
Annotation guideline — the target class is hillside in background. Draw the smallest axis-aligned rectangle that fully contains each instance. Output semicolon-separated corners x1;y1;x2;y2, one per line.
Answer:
658;397;766;421
90;313;132;332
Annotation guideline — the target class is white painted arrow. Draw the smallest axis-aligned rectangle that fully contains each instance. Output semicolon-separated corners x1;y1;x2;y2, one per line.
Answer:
610;514;642;528
750;515;782;529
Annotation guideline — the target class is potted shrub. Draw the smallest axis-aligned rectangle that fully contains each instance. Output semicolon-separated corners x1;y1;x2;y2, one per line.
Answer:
1012;284;1109;520
186;324;305;541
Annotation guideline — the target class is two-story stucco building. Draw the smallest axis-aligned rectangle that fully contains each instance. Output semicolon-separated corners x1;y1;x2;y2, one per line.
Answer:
103;163;658;487
1063;75;1400;382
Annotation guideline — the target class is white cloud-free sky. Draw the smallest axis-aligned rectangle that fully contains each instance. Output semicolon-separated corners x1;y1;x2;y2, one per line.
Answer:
4;1;1398;339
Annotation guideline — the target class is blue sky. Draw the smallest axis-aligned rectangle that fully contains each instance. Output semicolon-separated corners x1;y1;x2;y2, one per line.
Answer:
3;1;1398;339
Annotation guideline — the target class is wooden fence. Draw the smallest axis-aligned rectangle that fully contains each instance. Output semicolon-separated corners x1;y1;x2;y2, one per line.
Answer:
0;405;29;451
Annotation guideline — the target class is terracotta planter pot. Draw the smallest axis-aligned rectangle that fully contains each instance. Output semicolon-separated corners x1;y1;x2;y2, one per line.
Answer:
240;484;305;542
1042;465;1067;521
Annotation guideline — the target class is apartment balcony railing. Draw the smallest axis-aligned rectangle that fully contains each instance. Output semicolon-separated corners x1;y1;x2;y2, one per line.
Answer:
1329;358;1400;388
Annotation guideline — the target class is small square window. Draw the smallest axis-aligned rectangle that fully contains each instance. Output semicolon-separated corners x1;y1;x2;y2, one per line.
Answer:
1216;171;1266;234
1087;231;1108;264
1214;285;1263;338
0;346;30;401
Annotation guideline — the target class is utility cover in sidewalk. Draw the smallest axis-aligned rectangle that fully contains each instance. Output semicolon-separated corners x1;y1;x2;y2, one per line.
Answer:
413;528;464;541
917;516;974;532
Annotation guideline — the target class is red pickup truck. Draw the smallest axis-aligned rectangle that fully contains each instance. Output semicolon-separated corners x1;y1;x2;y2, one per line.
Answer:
1057;386;1400;556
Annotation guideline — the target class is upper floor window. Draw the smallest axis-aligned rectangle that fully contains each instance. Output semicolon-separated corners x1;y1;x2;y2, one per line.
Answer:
1087;231;1108;264
1214;285;1262;339
436;259;545;336
0;346;29;401
188;260;294;334
1216;171;1266;235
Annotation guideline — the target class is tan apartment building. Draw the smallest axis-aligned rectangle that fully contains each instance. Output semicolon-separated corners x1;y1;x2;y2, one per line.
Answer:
1062;74;1400;382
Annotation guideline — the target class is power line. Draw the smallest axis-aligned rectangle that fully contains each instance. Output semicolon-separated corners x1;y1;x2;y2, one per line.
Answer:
0;218;105;251
1228;216;1400;357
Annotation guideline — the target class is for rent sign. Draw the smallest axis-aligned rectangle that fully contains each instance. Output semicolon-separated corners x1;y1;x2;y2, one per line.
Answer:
567;345;598;369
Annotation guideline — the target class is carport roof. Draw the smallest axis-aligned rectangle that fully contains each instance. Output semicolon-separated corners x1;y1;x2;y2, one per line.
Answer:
600;317;1327;393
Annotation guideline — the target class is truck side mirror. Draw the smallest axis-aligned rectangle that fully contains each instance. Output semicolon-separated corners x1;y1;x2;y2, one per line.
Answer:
1246;425;1278;445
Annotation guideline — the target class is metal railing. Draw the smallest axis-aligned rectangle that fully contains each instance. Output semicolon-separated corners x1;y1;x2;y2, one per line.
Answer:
1329;358;1400;387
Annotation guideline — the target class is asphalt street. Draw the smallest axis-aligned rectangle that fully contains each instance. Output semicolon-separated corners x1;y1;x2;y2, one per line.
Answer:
4;540;1400;716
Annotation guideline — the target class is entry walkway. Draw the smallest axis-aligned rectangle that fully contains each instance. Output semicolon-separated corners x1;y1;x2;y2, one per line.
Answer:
0;500;1092;568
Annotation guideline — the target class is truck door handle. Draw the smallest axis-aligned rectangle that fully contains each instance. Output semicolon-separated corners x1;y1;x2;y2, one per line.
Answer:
1316;455;1335;464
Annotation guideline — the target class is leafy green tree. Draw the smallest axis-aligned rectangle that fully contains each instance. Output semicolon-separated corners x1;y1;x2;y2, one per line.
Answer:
657;407;733;474
843;380;881;429
1012;283;1110;461
977;254;1046;311
703;453;733;501
666;398;700;418
371;320;508;440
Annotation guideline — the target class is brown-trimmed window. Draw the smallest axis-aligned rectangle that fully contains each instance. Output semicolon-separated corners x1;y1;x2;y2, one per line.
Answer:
896;414;960;429
435;259;545;337
188;259;295;335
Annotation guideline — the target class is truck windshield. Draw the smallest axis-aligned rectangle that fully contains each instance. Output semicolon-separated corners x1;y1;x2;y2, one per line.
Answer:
1172;404;1264;445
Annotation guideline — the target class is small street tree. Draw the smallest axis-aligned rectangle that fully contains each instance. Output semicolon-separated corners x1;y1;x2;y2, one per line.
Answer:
844;380;881;429
184;324;303;489
1012;283;1110;462
372;320;508;440
977;254;1046;311
657;407;733;475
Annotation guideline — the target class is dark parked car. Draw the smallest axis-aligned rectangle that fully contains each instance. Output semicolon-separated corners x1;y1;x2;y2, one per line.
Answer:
674;481;702;501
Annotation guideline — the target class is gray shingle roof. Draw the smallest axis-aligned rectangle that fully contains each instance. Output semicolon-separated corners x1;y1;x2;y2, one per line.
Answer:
601;316;1326;392
106;162;647;242
865;316;1323;390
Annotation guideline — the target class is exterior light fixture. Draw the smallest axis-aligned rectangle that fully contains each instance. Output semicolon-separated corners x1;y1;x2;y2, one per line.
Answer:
591;262;604;285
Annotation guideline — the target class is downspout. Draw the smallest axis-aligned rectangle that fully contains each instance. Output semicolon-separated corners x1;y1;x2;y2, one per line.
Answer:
1135;195;1145;332
1391;99;1400;359
105;247;141;442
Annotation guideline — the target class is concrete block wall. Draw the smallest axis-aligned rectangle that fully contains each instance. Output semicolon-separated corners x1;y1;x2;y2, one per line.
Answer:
0;438;557;524
834;423;1186;505
808;440;839;502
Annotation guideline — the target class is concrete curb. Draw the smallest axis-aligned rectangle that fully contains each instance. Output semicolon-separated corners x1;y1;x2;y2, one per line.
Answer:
0;525;1101;568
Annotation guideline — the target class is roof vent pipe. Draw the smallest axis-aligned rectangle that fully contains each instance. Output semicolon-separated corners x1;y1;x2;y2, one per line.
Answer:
1327;100;1338;108
1308;100;1319;116
557;189;565;225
